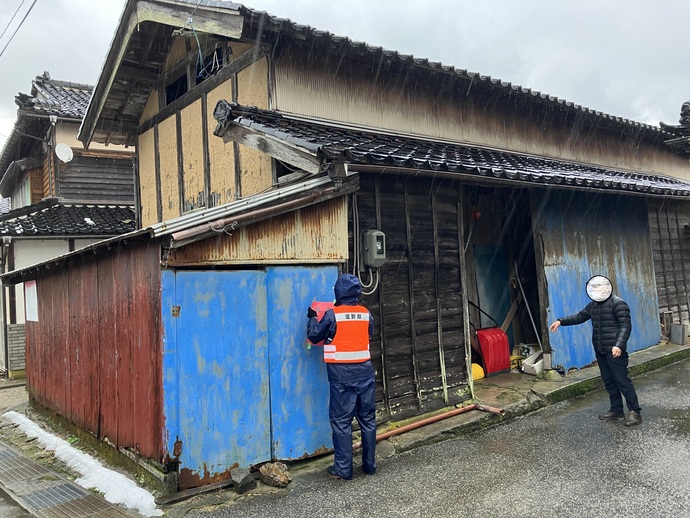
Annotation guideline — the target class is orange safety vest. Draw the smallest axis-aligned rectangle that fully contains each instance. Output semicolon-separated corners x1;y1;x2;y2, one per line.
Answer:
323;305;371;363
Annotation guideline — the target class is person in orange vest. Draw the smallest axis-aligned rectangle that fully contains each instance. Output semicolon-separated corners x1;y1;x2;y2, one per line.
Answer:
307;273;376;480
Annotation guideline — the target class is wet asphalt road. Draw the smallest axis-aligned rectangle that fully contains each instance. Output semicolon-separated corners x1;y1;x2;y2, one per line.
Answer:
186;358;690;518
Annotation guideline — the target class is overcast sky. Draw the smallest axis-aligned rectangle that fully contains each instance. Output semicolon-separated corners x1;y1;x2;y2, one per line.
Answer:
0;0;688;151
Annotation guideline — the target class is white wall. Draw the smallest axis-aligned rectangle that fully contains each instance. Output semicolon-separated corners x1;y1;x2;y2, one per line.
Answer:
11;238;104;323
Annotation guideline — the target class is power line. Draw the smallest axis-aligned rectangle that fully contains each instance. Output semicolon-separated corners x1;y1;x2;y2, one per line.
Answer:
0;0;38;62
0;0;26;43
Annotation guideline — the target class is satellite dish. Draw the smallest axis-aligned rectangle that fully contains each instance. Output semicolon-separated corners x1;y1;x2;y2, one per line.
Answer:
55;143;73;163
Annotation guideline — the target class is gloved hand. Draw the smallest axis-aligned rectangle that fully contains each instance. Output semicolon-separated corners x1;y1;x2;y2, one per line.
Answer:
307;307;317;319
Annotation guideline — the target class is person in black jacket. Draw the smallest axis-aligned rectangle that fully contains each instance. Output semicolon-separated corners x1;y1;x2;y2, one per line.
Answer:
549;275;642;426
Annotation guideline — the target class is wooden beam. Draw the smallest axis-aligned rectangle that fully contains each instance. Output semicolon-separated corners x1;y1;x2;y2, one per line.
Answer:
154;124;163;222
136;1;244;40
457;187;474;393
138;46;263;136
374;176;391;416
404;178;423;410
201;93;211;208
219;123;322;174
117;65;159;85
431;186;449;403
176;111;185;215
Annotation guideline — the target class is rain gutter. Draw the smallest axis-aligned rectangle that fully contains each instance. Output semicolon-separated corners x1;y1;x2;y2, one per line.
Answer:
151;175;333;237
169;185;340;247
350;165;690;199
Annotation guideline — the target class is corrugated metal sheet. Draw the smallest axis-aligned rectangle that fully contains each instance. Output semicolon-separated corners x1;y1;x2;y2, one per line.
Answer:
540;191;660;371
162;269;271;490
25;242;164;461
166;197;348;265
266;266;335;460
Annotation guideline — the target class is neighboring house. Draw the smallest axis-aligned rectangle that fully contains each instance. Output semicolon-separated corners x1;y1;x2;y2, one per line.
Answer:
2;1;690;492
661;100;690;153
0;72;136;379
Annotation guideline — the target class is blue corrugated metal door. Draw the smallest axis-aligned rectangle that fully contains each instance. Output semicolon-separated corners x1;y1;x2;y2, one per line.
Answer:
540;192;660;371
162;270;271;488
266;266;337;460
162;266;338;487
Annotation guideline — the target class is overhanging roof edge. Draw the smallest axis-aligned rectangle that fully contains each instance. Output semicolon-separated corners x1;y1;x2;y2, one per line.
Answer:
79;0;244;148
0;175;337;284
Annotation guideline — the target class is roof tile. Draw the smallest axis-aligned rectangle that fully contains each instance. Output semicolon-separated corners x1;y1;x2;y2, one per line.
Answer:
14;72;92;119
0;199;135;237
214;101;690;197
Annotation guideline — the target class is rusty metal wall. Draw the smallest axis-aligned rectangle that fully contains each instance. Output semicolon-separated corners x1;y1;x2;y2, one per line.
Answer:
161;265;336;490
25;242;164;461
166;197;348;265
538;190;660;371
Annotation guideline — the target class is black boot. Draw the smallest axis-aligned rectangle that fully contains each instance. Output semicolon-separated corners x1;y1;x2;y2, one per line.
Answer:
598;409;625;420
625;411;642;427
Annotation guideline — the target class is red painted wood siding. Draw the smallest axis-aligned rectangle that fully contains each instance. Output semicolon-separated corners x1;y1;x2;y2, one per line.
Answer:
25;242;164;461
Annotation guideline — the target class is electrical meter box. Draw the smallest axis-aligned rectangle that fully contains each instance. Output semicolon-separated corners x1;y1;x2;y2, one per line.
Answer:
362;230;386;268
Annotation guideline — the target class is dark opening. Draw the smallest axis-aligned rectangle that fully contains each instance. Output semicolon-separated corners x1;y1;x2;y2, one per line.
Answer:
165;75;188;105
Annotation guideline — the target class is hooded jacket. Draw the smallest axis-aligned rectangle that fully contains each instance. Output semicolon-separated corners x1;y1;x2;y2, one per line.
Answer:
307;274;374;382
558;295;632;354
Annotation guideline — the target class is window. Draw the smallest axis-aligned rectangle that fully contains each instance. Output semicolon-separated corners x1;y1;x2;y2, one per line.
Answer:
165;74;188;105
162;43;230;107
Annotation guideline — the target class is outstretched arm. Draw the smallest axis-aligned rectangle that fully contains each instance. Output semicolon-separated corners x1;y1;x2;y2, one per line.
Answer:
307;308;337;344
550;306;592;332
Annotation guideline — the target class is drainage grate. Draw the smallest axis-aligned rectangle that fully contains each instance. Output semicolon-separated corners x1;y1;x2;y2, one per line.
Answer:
32;494;136;517
20;483;88;511
0;456;49;484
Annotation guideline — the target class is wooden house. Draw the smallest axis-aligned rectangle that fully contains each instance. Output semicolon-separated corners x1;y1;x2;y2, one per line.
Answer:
3;1;690;491
0;72;136;379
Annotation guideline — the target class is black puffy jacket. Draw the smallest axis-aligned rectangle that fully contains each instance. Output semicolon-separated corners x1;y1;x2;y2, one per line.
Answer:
558;295;632;354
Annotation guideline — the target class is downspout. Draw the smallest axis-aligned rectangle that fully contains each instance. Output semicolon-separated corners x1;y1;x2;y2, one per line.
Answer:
0;237;11;377
48;115;57;197
353;403;504;450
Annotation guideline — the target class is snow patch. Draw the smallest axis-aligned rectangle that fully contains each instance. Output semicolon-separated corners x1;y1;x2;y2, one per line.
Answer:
2;411;162;517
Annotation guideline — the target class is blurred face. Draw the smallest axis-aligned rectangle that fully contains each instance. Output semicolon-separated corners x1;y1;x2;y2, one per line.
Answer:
586;275;612;302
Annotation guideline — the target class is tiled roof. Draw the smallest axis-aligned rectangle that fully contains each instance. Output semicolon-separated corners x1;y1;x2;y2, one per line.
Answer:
0;198;135;237
83;1;669;148
661;101;690;152
214;102;690;197
233;5;664;135
14;72;92;119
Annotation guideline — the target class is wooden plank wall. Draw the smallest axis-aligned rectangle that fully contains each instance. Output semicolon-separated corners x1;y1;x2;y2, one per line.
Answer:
648;199;690;327
354;174;470;421
25;242;164;461
59;154;135;203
